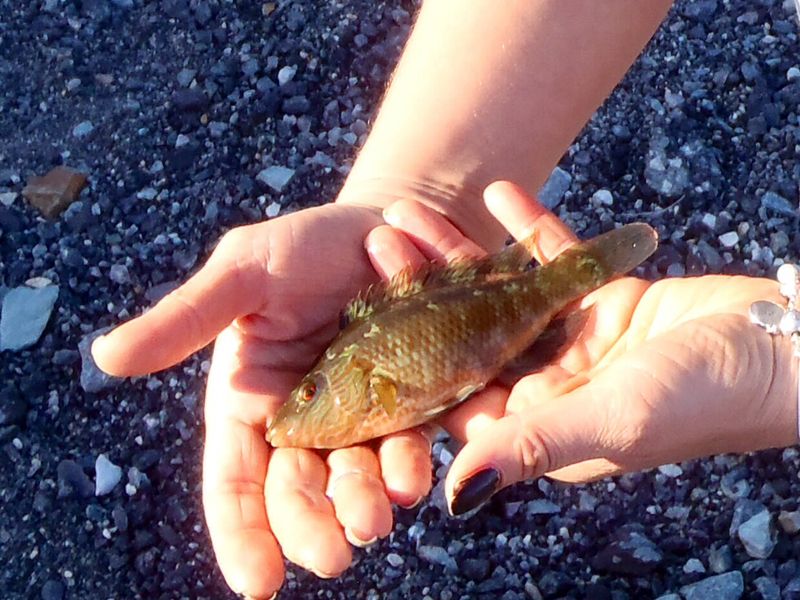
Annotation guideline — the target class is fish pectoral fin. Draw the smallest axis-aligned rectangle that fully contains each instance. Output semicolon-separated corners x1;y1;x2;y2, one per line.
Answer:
498;305;594;386
369;372;398;416
422;383;484;419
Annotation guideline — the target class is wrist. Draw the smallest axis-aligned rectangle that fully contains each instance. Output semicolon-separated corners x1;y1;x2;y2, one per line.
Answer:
336;173;507;252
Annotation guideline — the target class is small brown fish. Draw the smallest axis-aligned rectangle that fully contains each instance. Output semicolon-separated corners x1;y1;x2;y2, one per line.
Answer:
266;223;657;449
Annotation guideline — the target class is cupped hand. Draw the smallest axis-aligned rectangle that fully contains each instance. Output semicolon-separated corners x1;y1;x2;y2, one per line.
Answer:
372;181;798;516
91;202;434;598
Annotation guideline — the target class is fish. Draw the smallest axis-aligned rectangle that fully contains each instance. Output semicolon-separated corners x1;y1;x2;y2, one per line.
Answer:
266;223;658;449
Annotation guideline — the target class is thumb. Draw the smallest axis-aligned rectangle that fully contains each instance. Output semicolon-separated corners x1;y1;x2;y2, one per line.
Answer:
445;385;608;516
92;229;267;377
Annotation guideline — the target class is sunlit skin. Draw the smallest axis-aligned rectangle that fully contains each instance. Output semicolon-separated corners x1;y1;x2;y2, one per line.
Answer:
90;2;682;597
377;184;799;511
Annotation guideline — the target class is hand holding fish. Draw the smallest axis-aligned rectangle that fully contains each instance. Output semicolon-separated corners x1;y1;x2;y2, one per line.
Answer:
90;202;437;597
376;182;799;515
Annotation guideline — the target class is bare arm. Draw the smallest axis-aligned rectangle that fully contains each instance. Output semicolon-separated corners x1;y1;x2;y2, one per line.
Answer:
339;0;674;249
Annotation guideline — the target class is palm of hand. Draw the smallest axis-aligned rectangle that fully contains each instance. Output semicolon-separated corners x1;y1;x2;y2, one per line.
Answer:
501;274;793;483
94;202;432;597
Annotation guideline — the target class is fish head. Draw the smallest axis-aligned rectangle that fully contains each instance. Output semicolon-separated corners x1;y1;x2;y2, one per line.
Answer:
266;352;371;449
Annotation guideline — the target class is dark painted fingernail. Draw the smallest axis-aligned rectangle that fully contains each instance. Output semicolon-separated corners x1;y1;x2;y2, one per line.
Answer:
449;468;501;516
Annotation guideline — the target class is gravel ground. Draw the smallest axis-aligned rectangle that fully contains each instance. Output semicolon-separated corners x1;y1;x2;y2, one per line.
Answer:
2;1;800;598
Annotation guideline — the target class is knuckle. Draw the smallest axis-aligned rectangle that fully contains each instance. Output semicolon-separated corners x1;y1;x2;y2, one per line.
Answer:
512;417;555;482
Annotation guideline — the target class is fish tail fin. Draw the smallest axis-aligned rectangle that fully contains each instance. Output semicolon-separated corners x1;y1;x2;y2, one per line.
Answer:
534;223;657;300
580;223;658;276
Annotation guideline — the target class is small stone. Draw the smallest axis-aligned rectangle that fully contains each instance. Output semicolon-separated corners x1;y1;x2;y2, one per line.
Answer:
592;529;663;575
109;264;130;285
658;463;683;478
72;120;94;138
95;454;123;496
0;285;59;351
386;553;404;568
761;191;796;217
680;572;743;600
136;187;158;201
538;167;572;209
709;545;734;574
176;68;196;87
171;88;207;112
0;387;27;426
208;121;227;138
57;459;94;499
701;213;717;230
22;166;88;218
718;231;739;248
737;510;776;559
666;263;685;277
526;499;560;516
256;166;295;192
79;329;122;393
0;192;17;206
277;65;297;86
684;558;706;574
282;95;310;115
112;505;128;531
591;189;614;206
789;67;800;82
66;78;81;91
579;491;598;512
265;202;281;218
175;134;190;148
461;558;490;581
753;576;780;600
41;579;65;600
778;510;800;533
417;545;457;572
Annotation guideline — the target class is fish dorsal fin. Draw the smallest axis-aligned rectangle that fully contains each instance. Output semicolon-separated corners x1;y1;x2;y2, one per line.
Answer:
341;232;537;327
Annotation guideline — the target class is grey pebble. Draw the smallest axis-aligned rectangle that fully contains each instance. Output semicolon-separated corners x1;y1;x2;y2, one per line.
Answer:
680;571;743;600
72;120;95;138
256;166;295;192
79;328;122;393
0;285;59;351
95;454;123;496
538;166;572;209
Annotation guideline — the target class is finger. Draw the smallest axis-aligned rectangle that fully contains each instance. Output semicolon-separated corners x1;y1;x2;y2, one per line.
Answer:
266;448;352;578
202;329;284;598
365;224;428;280
326;446;393;547
382;198;486;262
377;429;433;508
445;386;608;516
93;228;266;376
436;385;508;442
503;365;578;415
483;181;579;262
546;458;627;483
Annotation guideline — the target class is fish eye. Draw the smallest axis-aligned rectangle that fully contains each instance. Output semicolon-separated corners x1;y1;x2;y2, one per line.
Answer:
299;380;317;403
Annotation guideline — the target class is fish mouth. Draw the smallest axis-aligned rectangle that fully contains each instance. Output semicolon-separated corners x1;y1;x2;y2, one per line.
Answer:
265;422;293;448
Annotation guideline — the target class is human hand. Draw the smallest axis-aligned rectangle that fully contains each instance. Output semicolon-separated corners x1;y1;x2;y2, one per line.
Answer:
371;181;799;516
91;202;434;598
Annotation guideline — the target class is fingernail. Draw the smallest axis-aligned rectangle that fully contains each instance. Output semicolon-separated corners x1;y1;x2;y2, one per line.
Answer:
345;526;378;548
309;567;339;579
398;496;423;510
449;468;501;516
382;207;401;227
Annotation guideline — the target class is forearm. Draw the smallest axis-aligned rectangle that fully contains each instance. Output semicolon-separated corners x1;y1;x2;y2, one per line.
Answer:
338;0;673;250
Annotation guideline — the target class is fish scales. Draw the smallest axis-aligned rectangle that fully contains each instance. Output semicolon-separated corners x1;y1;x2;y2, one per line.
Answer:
267;223;657;448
